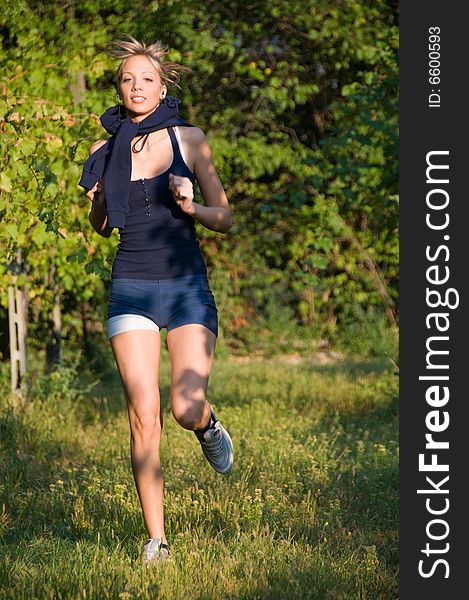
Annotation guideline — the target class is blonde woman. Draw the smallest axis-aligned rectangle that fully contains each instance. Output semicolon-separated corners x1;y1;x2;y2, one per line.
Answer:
79;37;234;565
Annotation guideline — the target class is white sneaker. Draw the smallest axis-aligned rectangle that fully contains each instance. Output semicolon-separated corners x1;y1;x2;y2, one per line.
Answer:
194;410;234;474
141;538;170;566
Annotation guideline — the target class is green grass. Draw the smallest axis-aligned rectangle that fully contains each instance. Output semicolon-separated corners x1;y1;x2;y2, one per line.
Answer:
0;348;398;599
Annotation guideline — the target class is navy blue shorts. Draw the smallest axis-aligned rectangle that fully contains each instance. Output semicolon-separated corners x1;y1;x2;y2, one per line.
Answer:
107;274;218;339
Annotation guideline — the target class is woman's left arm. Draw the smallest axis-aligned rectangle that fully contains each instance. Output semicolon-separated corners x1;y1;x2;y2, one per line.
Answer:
168;128;232;233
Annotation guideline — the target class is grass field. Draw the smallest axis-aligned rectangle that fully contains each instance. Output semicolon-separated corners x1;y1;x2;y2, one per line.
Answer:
0;346;398;599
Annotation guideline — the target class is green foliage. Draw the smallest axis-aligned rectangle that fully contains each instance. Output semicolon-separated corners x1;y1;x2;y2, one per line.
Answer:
0;0;398;350
338;306;399;362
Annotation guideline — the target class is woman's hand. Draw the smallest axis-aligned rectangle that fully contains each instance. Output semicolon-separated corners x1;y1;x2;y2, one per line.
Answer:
168;173;195;215
86;179;104;206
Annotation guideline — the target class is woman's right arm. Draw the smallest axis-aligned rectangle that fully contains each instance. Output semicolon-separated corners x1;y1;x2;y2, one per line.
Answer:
87;140;113;238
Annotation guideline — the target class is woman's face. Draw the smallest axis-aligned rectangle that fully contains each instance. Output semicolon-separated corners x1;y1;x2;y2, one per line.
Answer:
118;54;166;121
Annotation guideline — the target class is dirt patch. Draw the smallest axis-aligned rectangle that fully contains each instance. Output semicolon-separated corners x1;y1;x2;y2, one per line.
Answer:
228;351;345;364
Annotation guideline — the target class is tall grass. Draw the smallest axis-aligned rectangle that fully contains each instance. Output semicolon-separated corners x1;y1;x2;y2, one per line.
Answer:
0;345;398;599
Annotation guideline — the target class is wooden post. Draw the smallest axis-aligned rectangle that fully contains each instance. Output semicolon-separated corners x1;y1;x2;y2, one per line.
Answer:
8;284;27;397
46;286;62;371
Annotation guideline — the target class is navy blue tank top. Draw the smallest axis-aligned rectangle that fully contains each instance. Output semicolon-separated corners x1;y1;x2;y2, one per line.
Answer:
111;127;207;280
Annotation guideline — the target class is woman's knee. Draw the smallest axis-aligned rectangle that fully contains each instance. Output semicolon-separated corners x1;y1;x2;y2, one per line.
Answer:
125;382;162;441
129;406;162;443
171;394;207;430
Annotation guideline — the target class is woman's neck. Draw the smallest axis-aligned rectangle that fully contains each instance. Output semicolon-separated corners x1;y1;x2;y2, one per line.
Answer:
127;105;159;123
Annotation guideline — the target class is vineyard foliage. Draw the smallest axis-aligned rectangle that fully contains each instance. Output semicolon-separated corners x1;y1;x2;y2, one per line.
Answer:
0;0;398;351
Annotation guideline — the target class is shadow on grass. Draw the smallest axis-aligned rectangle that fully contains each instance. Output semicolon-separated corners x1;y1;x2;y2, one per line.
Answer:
1;342;398;584
228;558;398;600
0;393;398;600
0;407;140;552
0;409;88;542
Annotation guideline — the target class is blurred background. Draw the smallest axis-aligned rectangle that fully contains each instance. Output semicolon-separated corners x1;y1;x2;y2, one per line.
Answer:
0;0;398;366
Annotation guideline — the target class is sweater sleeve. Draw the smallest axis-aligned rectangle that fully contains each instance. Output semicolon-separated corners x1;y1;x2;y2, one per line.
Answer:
77;142;109;191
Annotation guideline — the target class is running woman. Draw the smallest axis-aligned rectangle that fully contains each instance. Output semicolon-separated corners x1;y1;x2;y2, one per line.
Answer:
79;37;234;566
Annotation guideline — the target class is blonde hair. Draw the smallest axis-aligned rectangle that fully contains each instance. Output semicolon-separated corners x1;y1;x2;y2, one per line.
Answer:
106;36;190;89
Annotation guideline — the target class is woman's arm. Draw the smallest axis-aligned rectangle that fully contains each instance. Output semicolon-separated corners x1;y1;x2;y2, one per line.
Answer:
169;128;232;233
86;140;113;238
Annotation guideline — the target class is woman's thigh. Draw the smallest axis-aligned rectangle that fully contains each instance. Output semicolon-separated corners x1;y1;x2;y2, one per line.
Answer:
167;324;216;414
110;330;162;426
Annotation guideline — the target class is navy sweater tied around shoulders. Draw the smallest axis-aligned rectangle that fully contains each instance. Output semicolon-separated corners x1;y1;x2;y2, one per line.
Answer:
78;96;193;229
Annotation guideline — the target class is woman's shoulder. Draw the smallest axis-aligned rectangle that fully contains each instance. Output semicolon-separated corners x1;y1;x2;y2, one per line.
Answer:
176;127;215;171
177;127;212;159
89;139;108;156
177;126;206;144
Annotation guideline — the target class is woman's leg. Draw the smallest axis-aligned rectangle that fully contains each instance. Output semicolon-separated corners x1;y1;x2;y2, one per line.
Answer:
166;323;216;431
167;323;233;474
110;329;166;542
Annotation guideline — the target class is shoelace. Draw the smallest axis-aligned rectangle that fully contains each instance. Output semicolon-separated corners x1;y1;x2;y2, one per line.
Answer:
201;425;225;457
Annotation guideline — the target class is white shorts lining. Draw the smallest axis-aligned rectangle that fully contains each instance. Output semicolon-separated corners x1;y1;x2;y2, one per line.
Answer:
107;314;160;339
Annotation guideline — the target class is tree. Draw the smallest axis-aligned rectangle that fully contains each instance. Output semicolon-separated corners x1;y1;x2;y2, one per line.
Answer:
0;0;399;358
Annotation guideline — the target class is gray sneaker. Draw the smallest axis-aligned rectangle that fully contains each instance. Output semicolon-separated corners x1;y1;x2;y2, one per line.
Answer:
141;538;170;566
195;410;234;474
